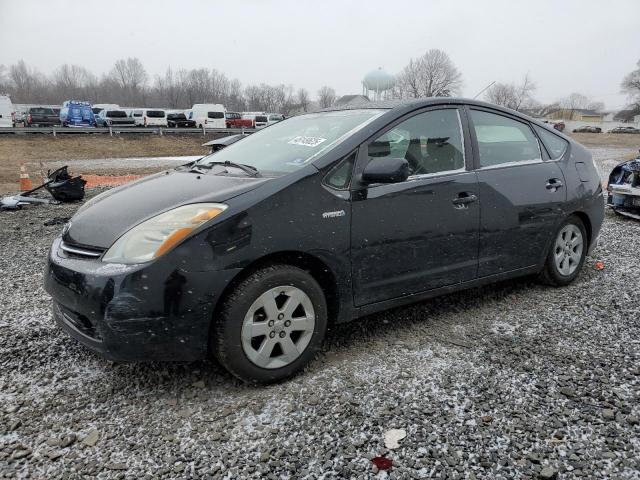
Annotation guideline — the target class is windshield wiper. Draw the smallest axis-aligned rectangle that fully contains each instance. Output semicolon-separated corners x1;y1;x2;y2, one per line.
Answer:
188;166;210;175
204;160;260;177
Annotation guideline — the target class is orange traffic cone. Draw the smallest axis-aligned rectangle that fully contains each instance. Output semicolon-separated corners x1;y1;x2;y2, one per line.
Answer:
19;165;33;191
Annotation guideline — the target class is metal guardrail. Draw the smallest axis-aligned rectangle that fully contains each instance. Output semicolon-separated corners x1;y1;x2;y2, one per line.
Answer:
0;126;256;136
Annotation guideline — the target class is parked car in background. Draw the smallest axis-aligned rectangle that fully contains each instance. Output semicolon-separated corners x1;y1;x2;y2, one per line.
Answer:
573;125;602;133
225;111;254;129
0;95;14;128
13;109;27;127
92;104;120;116
131;109;168;127
26;106;60;127
45;99;604;383
542;120;564;132
95;109;136;127
609;126;640;134
167;112;196;128
60;101;95;127
187;104;226;129
266;113;285;126
242;112;269;128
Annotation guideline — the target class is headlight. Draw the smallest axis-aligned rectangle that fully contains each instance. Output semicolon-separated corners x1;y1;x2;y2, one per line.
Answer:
102;203;227;264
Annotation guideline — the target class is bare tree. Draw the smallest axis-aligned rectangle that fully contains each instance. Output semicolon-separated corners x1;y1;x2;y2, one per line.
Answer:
559;93;601;120
317;86;336;108
622;59;640;109
395;49;462;98
297;88;310;112
485;74;536;111
109;57;148;104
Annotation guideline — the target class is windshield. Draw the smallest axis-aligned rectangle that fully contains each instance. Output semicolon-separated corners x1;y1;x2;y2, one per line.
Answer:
255;115;268;122
269;114;284;121
107;110;127;117
168;113;186;120
197;109;384;173
146;110;165;118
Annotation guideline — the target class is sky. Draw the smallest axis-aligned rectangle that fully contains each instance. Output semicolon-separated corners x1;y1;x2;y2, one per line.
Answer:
1;0;639;110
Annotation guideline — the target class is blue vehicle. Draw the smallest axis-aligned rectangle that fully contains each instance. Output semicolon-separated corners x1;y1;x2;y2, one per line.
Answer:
60;101;95;127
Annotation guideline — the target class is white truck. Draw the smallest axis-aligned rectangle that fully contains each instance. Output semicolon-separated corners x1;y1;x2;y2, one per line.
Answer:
187;104;226;129
0;95;15;128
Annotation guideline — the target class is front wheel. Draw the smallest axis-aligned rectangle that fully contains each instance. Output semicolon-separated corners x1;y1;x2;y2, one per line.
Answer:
539;215;587;286
212;265;328;384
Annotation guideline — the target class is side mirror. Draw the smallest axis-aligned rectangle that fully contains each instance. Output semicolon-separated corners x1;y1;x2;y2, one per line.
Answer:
361;158;409;184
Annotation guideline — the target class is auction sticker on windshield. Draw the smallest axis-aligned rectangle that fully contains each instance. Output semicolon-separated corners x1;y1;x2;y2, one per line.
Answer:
288;136;327;147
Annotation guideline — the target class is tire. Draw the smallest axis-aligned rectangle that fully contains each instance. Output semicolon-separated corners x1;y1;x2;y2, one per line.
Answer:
539;215;588;286
212;265;328;384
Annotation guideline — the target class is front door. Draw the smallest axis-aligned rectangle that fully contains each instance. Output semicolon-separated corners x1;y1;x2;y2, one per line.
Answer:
350;107;480;306
467;108;567;276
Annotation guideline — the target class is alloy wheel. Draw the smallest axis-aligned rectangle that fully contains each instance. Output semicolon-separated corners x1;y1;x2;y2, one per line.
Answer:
554;224;584;276
241;286;316;369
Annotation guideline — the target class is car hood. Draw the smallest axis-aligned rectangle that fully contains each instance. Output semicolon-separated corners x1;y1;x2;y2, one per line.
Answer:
64;170;269;249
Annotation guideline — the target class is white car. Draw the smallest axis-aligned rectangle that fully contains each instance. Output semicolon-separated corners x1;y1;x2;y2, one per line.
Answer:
130;109;168;127
188;104;226;129
0;95;15;128
242;112;269;129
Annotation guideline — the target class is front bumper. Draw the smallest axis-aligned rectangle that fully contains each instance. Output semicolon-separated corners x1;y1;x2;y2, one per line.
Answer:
44;236;241;361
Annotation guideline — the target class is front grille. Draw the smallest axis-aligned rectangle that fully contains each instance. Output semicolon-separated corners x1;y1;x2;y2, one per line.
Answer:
55;303;102;341
60;241;105;259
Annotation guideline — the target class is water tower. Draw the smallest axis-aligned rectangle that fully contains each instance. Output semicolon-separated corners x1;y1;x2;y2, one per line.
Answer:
362;67;395;101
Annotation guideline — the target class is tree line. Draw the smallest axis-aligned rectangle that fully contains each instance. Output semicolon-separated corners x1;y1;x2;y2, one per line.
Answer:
2;53;639;119
0;58;325;115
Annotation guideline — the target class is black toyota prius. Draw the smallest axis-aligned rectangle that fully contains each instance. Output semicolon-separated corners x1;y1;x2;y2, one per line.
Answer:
45;99;604;383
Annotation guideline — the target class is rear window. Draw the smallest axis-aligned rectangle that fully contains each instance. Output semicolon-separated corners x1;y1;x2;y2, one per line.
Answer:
533;125;569;160
471;110;541;168
146;110;165;118
208;111;224;119
269;114;284;121
226;112;240;119
107;110;127;118
168;113;186;120
30;108;54;115
255;115;268;122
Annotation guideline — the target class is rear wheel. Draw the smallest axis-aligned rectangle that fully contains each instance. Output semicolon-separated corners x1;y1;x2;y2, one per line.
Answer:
539;215;587;286
212;265;327;384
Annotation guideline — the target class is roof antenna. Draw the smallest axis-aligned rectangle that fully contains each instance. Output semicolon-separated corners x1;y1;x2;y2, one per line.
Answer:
473;81;495;100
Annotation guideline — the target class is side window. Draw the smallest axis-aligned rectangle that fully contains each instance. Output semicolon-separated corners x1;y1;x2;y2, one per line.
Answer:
470;110;541;167
367;109;465;176
324;151;356;190
533;125;569;160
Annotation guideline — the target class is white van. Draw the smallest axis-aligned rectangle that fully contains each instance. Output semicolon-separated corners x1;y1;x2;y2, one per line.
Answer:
188;104;226;129
130;108;168;127
92;103;120;116
0;95;15;128
242;112;270;129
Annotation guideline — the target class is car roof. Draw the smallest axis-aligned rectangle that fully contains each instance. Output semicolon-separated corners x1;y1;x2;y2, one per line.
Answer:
316;97;572;139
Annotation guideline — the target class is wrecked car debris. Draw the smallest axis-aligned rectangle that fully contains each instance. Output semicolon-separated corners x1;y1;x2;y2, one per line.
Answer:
607;150;640;220
45;166;86;202
1;166;85;210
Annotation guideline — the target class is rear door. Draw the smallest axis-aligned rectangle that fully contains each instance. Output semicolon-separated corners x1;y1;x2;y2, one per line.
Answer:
350;107;480;306
467;107;567;276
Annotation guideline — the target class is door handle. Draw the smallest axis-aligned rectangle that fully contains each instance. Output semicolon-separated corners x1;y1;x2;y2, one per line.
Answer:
452;192;478;208
546;178;564;190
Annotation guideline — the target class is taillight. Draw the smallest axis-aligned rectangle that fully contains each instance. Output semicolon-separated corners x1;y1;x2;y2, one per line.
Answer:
28;114;32;124
205;119;208;125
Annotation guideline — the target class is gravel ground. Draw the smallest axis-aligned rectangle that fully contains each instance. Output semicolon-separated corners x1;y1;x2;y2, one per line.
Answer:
1;153;639;479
